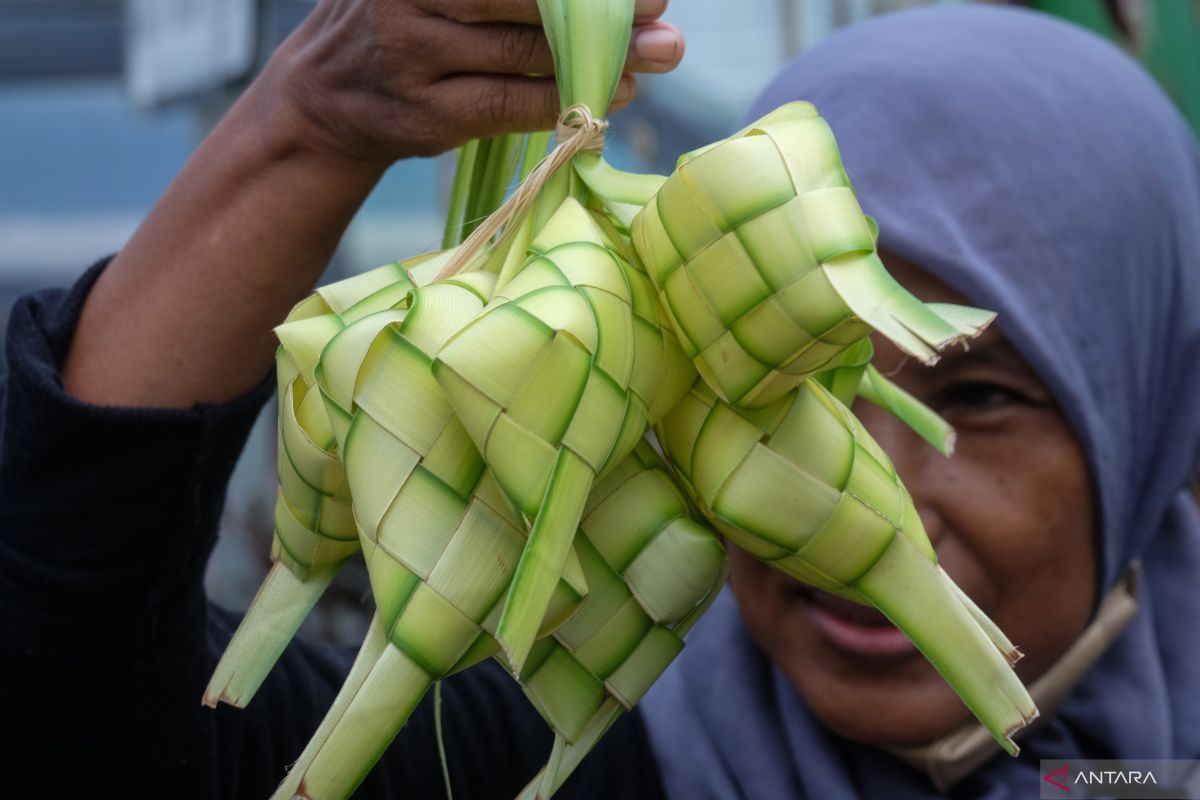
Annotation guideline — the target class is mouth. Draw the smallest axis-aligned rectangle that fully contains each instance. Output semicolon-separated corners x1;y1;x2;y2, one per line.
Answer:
792;585;918;660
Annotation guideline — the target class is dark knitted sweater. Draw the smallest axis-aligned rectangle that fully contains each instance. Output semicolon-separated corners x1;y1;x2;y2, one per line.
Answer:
0;261;668;800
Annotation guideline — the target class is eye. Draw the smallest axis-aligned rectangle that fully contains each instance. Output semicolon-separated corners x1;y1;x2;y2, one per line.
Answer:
934;381;1031;422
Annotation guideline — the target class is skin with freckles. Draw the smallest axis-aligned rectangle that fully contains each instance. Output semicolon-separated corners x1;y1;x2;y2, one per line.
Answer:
727;252;1099;748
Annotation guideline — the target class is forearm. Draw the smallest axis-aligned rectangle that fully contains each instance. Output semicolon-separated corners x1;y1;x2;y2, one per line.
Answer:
62;61;385;409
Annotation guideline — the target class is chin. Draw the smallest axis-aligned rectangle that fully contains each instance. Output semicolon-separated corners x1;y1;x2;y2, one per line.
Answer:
806;681;975;748
781;645;979;749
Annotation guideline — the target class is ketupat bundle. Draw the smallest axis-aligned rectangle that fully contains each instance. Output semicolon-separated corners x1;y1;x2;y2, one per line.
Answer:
278;213;721;799
203;1;1039;797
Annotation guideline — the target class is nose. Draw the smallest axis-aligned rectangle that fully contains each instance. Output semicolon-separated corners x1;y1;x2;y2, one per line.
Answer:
850;393;948;548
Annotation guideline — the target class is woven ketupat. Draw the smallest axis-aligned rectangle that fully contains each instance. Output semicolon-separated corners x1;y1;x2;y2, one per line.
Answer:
506;441;726;799
270;252;472;579
510;441;725;742
205;259;424;709
296;276;590;799
272;336;356;583
269;254;459;582
659;377;926;587
433;197;694;670
656;378;1035;753
632;101;992;411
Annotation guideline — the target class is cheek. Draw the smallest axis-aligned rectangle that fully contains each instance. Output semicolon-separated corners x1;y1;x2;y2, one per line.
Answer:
726;549;814;664
927;414;1097;674
723;405;1099;747
727;550;793;628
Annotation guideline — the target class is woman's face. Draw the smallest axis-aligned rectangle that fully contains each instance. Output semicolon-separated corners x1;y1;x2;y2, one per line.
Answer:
727;254;1098;748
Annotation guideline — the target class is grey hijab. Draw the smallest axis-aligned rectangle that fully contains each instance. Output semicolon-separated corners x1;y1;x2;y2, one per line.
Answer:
640;6;1200;798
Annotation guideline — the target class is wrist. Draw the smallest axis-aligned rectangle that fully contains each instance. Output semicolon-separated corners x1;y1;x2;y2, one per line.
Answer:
232;58;392;190
248;12;407;180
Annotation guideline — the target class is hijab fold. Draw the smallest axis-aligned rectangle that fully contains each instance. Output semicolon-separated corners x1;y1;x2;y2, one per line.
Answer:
641;7;1200;798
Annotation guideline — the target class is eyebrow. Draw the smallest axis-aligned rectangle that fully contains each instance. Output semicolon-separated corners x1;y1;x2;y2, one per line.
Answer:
930;334;1031;373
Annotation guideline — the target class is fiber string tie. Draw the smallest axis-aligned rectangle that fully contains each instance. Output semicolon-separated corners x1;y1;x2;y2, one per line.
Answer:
436;105;607;280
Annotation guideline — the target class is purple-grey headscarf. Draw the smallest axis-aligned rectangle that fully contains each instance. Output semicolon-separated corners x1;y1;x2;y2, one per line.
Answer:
641;6;1200;798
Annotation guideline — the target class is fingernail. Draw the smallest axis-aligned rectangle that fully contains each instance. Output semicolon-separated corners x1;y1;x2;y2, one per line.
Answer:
634;0;667;20
634;27;680;65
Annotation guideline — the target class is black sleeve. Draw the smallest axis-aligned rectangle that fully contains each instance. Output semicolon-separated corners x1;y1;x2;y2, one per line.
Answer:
0;261;666;800
0;258;276;797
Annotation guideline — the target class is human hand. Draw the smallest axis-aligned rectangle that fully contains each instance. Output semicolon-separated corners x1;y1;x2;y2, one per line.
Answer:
64;0;684;409
259;0;685;168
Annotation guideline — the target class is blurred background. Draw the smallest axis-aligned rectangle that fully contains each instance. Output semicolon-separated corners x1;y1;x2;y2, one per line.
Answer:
2;0;1196;645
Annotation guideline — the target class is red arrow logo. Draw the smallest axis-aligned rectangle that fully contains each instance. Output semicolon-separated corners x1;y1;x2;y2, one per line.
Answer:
1044;765;1071;791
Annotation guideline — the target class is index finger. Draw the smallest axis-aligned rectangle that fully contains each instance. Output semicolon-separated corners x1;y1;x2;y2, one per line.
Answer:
417;0;670;26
